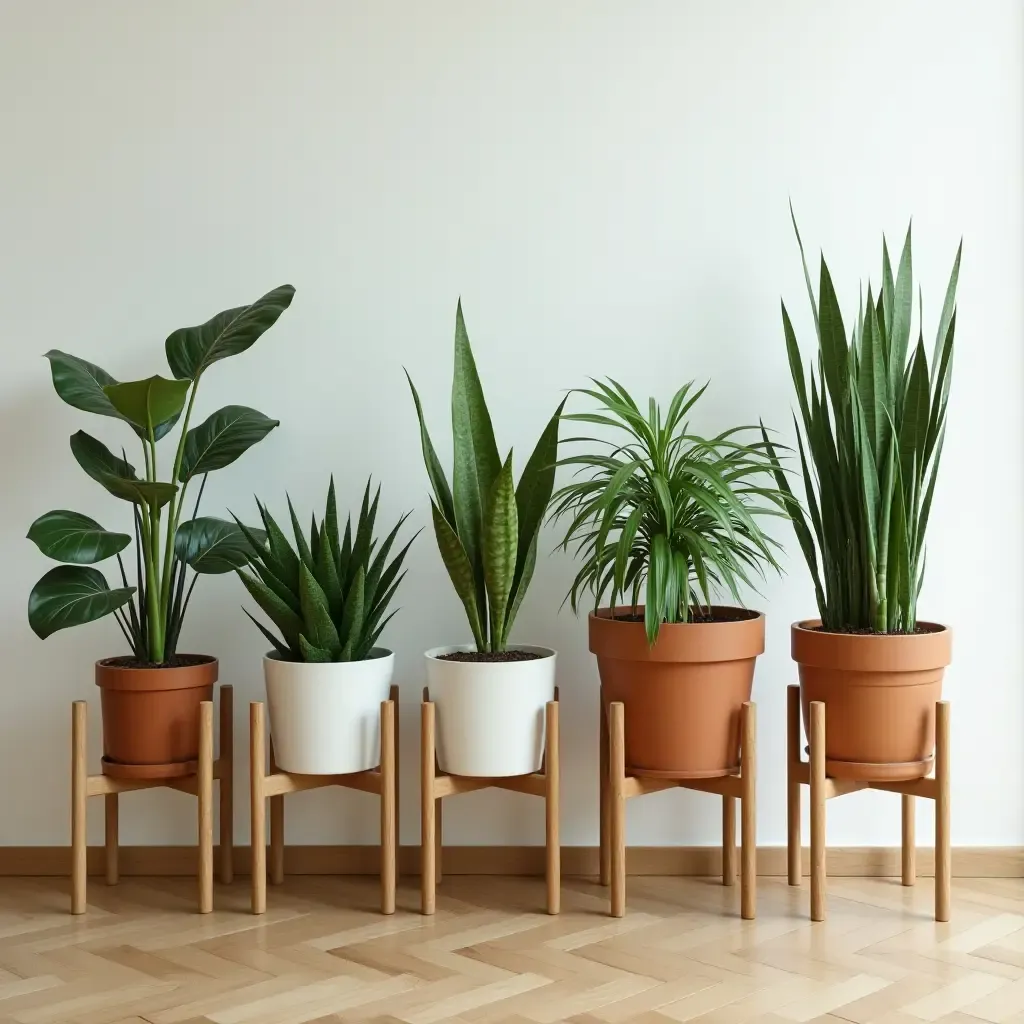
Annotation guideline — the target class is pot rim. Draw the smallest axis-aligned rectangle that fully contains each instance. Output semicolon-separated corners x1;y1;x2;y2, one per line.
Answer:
95;654;218;691
589;605;765;627
263;646;394;666
792;618;949;636
424;643;556;662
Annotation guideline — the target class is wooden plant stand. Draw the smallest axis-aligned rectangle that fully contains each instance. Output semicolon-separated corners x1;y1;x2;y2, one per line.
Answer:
786;684;951;922
248;686;398;916
420;687;560;916
71;685;233;915
600;697;757;920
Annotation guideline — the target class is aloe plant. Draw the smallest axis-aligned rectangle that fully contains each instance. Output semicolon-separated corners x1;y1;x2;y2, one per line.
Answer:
763;211;960;633
235;479;416;662
407;301;563;653
552;380;786;645
27;285;294;663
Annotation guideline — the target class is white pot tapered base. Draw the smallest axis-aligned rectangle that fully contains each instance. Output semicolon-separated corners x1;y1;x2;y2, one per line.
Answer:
424;645;557;777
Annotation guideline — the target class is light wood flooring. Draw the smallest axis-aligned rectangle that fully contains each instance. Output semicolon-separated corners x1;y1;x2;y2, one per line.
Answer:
0;872;1021;1024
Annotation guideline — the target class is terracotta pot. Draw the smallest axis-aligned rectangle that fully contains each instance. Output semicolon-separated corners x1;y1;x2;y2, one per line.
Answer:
589;607;764;778
95;656;218;779
792;620;951;781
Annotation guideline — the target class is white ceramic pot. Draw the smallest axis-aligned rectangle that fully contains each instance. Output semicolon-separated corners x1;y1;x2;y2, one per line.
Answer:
425;644;557;777
263;648;395;774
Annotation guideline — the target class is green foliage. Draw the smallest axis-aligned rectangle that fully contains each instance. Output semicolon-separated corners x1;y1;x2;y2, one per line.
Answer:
28;285;293;661
765;210;960;633
236;478;416;663
552;380;786;646
407;301;563;652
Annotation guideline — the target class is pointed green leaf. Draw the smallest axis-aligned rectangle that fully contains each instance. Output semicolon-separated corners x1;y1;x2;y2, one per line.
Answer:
482;452;518;650
298;562;340;656
430;499;485;650
298;635;334;663
890;222;914;381
178;405;279;481
28;510;130;564
405;370;455;526
165;284;295;380
175;517;267;574
28;565;135;639
237;568;303;652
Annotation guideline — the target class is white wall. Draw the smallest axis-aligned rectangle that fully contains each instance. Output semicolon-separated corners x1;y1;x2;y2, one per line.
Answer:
1;0;1020;850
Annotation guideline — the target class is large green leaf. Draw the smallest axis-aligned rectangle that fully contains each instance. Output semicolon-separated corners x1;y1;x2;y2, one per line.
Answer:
43;351;180;441
450;300;500;603
175;517;267;574
28;565;135;639
178;405;279;481
165;284;295;380
817;257;849;412
889;222;914;382
70;430;137;484
405;371;455;526
510;398;563;616
27;510;130;564
431;498;485;650
482;453;518;650
238;568;303;651
103;376;191;435
900;339;931;471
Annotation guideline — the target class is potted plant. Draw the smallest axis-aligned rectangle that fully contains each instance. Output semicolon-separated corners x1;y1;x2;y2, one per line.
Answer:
234;478;415;774
552;379;785;777
763;216;960;780
28;285;294;778
407;301;563;777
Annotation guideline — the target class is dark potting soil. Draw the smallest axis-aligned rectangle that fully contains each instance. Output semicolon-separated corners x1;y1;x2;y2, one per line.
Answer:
100;653;215;670
809;623;942;636
612;607;760;624
437;650;544;663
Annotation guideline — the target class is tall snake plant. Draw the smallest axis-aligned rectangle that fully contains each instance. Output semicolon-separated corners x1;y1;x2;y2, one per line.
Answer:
407;301;563;653
764;211;960;633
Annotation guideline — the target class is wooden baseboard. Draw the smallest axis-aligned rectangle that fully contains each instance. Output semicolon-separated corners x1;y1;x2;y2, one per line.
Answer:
0;844;1019;878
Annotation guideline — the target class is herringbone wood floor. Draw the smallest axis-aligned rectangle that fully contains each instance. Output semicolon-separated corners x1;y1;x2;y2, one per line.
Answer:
0;872;1021;1024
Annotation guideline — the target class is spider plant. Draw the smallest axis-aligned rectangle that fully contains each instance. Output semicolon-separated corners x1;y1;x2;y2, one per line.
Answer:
762;212;960;633
27;285;294;663
552;380;786;645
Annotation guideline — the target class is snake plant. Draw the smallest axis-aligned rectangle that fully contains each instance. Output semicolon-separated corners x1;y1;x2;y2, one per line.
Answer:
27;285;294;663
763;211;960;633
407;301;563;653
235;479;416;662
552;380;786;645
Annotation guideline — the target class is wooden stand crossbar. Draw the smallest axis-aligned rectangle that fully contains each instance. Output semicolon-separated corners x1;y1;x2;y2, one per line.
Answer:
249;685;398;916
71;685;233;915
600;698;757;920
420;688;560;916
786;684;951;922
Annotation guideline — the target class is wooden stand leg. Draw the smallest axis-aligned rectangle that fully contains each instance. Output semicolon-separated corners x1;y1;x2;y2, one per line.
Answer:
71;702;87;915
104;794;118;886
546;698;560;915
740;701;756;921
609;701;626;918
380;699;396;915
722;796;736;887
435;798;443;886
198;701;214;914
250;703;266;915
786;684;801;886
935;700;951;923
268;737;284;886
902;795;915;887
809;700;826;922
599;694;610;887
421;700;436;915
390;685;400;886
219;684;234;885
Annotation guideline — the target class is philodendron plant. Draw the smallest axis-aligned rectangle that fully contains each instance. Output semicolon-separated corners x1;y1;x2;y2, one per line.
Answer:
236;478;417;662
407;301;563;653
27;285;294;664
763;213;960;633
